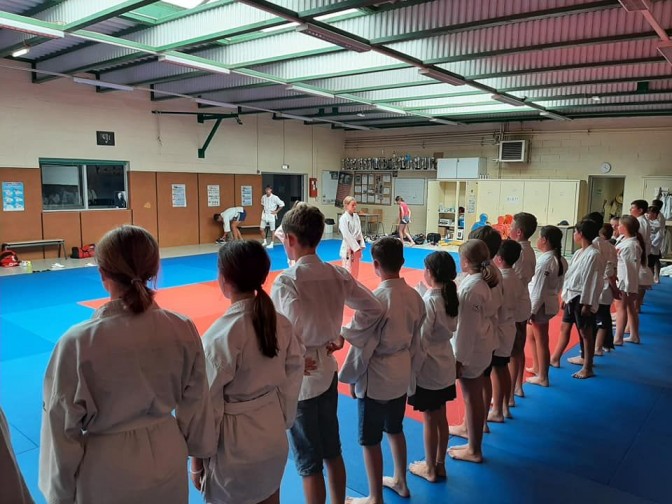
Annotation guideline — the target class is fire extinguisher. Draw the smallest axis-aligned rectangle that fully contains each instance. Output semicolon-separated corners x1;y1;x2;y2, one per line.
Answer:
309;177;318;198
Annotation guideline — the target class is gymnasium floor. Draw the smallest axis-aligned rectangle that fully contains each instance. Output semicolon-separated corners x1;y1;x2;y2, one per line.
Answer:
1;239;670;503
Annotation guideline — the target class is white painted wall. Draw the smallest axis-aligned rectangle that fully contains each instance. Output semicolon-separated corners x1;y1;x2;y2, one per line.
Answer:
0;64;344;220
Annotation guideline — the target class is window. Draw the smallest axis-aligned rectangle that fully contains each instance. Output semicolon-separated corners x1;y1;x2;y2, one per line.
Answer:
41;160;128;211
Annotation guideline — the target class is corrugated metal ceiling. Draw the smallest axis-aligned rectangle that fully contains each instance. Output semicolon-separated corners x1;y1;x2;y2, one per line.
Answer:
1;0;672;129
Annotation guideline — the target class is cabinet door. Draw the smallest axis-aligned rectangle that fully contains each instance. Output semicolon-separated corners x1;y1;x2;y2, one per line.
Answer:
547;181;579;226
426;180;442;234
437;158;458;179
456;158;480;179
476;180;501;224
498;180;524;217
523;181;550;225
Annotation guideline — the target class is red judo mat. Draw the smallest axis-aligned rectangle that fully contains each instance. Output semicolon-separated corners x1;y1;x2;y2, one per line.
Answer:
82;262;579;426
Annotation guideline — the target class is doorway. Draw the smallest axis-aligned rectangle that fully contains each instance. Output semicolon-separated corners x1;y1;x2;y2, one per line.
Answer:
261;173;305;223
588;176;626;219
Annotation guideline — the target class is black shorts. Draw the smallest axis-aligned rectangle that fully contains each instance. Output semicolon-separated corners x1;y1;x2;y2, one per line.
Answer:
648;254;661;271
358;394;406;446
289;373;341;476
562;297;595;330
492;355;511;367
595;304;614;349
512;321;528;354
408;385;456;412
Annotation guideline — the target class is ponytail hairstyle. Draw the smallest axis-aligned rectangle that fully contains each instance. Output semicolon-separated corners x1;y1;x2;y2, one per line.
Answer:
96;225;159;314
459;239;499;288
424;251;459;317
540;225;565;276
218;241;278;358
619;215;647;265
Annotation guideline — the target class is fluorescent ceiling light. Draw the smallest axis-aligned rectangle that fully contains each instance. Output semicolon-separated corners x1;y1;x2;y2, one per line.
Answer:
340;123;371;131
286;85;335;99
430;118;460;126
193;98;238;109
617;0;652;11
163;0;211;8
261;22;299;33
0;17;64;38
73;77;134;91
540;111;571;121
159;54;230;74
296;23;371;52
11;47;30;58
314;8;359;21
280;113;313;122
491;93;525;107
375;104;407;115
418;68;465;86
658;41;672;65
591;95;602;102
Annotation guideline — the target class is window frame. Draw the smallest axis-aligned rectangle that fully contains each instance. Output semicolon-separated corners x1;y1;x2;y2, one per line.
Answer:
39;158;129;212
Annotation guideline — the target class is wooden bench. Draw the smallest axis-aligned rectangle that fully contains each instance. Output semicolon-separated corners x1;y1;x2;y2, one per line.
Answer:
2;239;66;259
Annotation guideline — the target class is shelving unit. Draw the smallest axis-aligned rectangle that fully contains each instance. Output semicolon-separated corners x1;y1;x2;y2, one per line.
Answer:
426;180;476;240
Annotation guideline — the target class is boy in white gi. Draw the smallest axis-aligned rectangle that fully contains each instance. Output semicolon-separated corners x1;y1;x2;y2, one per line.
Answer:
261;185;285;248
508;212;537;401
556;219;605;379
340;237;425;503
271;205;384;504
489;239;524;422
594;224;618;355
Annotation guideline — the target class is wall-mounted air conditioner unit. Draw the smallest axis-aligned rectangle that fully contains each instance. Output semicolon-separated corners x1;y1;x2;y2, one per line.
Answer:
498;140;528;163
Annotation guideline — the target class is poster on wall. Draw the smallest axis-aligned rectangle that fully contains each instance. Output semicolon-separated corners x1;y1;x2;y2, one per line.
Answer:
172;184;187;208
2;182;25;212
207;185;220;207
335;172;353;208
241;185;253;206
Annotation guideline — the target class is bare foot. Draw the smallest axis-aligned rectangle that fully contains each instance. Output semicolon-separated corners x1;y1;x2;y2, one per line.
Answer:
382;476;410;498
435;462;447;479
504;409;513;419
613;339;623;346
550;358;560;368
487;410;505;423
409;461;438;483
525;367;538;375
345;497;382;504
526;376;549;387
448;445;483;463
514;387;525;398
508;398;516;408
483;423;490;434
572;369;595;379
449;424;468;439
567;356;584;366
594;348;604;357
624;337;640;344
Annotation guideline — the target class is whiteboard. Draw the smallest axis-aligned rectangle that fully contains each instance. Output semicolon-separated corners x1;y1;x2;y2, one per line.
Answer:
393;178;426;205
321;170;340;204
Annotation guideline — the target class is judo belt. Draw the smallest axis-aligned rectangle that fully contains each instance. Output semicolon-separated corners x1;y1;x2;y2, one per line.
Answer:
222;389;278;416
84;415;174;436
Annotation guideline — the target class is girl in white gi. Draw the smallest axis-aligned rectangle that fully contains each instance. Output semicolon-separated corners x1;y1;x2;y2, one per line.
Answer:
630;199;652;311
614;215;645;345
407;251;459;483
39;226;215;504
526;226;567;387
339;196;366;279
448;239;498;463
555;219;605;379
192;241;304;504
